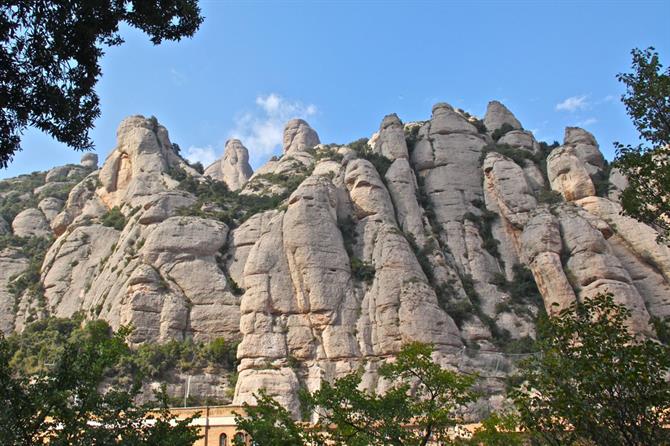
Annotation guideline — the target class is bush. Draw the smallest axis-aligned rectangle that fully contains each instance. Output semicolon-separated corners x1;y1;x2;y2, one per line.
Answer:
313;147;344;162
404;125;421;153
536;189;563;204
171;166;295;228
491;123;515;142
491;265;544;320
502;335;537;354
337;215;357;256
190;161;204;174
651;316;670;345
480;142;537;167
6;236;51;311
226;275;244;296
101;207;126;230
350;257;375;283
464;208;502;262
348;138;393;177
444;299;474;328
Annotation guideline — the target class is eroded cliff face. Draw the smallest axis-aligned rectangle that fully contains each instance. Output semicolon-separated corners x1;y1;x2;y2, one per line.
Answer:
1;102;668;413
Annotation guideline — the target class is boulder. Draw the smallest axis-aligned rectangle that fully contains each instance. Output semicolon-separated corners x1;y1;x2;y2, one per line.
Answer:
45;166;71;183
38;197;64;223
12;208;50;237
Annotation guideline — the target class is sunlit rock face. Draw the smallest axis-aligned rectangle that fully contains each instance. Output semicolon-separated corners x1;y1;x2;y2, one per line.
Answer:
2;103;669;415
204;139;253;191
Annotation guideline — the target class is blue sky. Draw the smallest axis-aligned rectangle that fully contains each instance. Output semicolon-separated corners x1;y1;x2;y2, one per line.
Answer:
2;0;669;178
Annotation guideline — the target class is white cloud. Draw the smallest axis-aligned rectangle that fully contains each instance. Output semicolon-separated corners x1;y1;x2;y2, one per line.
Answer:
230;93;318;164
170;68;187;86
576;117;598;127
183;145;217;167
556;95;590;112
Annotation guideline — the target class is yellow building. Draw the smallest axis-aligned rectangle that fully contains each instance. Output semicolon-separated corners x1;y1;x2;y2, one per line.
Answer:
169;406;250;446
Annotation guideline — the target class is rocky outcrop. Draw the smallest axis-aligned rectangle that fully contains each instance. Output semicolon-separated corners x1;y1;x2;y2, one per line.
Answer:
608;168;629;202
520;208;576;313
204;139;253;191
547;146;595;201
12;208;51;237
373;114;409;160
242;120;319;197
51;172;106;236
484;100;522;131
283;119;320;154
563;127;606;179
98;115;198;208
2;100;669;414
0;249;29;334
81;153;99;169
38;197;64;223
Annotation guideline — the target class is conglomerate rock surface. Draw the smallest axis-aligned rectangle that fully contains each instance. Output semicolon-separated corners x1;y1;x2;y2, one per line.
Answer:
1;102;668;414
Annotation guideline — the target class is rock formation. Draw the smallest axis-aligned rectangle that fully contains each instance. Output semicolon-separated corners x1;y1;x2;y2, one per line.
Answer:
283;118;320;153
204;139;253;191
1;101;669;413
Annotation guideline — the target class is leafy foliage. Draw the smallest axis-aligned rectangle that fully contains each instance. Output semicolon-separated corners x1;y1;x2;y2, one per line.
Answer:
650;315;670;345
101;206;126;230
235;342;477;446
0;1;203;167
464;209;501;262
510;293;670;446
612;47;670;242
465;411;524;446
120;337;239;379
0;173;46;223
348;138;393;177
491;123;515;142
5;236;52;317
171;166;291;228
350;257;375;283
8;316;239;384
0;319;201;445
491;264;544;318
481;142;537;166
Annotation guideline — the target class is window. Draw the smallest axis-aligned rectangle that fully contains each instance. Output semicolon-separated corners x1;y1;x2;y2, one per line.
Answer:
219;433;227;446
234;433;246;445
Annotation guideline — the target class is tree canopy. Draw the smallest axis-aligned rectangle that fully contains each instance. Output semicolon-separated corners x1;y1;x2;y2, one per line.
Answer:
0;318;202;445
0;1;203;168
234;342;479;446
510;293;670;446
613;47;670;242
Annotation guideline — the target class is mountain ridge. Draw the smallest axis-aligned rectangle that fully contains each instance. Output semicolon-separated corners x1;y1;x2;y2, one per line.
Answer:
1;100;668;416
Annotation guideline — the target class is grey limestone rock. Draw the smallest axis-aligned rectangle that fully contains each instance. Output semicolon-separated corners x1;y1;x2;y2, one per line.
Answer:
204;139;253;191
283;119;320;153
12;208;51;237
483;100;522;131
